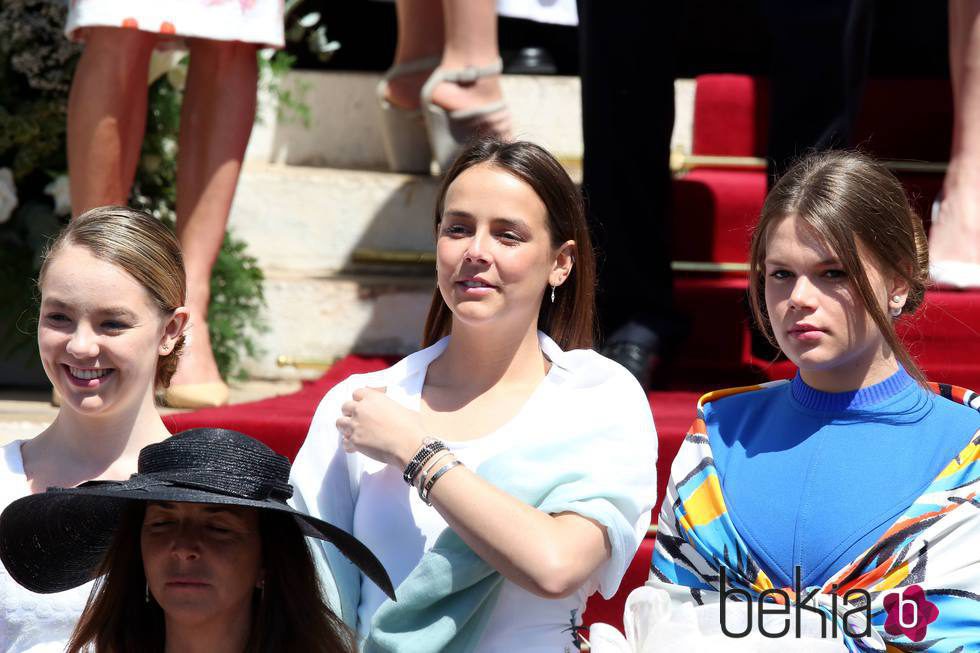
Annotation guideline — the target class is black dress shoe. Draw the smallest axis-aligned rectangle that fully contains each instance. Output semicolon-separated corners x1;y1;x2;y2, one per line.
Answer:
503;47;558;75
600;322;661;391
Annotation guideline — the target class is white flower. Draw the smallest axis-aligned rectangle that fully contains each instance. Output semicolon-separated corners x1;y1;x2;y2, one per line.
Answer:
166;64;187;92
44;174;71;216
0;168;18;224
147;50;185;86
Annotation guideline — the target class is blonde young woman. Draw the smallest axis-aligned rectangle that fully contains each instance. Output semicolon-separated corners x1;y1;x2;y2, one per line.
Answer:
593;151;980;652
0;206;187;652
291;139;658;652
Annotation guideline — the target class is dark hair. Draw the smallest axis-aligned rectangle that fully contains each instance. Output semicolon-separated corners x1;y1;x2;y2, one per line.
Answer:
66;504;355;653
748;150;929;383
38;206;186;388
422;138;597;350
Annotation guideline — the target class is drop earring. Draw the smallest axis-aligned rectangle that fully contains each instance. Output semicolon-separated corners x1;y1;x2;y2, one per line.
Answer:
550;285;556;303
145;583;150;603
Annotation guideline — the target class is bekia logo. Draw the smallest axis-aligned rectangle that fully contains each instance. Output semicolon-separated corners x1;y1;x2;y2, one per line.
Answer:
883;585;939;642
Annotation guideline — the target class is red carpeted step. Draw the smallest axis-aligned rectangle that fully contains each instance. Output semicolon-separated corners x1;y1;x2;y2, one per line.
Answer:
671;170;766;265
668;277;759;387
164;355;395;459
692;74;953;160
692;74;770;157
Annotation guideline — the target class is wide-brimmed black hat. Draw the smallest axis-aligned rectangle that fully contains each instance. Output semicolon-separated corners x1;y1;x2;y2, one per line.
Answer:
0;427;395;599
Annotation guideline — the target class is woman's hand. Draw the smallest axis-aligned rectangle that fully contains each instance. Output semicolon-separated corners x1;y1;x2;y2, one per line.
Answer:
336;387;427;469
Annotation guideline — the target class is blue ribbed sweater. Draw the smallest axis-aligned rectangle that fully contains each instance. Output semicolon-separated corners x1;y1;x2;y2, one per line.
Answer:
705;366;980;588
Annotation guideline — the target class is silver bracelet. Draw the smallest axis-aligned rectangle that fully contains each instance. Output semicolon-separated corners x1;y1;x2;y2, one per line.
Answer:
420;459;463;505
415;451;454;491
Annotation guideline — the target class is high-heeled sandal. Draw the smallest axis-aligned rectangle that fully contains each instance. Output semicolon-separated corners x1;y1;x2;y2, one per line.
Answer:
376;56;440;173
929;194;980;288
420;59;512;173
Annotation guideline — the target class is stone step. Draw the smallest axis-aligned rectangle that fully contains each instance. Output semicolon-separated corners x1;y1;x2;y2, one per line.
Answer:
229;164;440;276
243;272;434;380
247;71;695;170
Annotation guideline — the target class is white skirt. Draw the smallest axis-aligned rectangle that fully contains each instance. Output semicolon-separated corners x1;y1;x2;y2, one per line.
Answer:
66;0;285;48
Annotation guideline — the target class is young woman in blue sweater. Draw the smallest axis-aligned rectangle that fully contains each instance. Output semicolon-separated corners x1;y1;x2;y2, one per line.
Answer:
602;151;980;652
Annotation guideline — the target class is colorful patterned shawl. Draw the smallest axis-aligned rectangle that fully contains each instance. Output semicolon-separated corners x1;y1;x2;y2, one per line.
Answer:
651;381;980;652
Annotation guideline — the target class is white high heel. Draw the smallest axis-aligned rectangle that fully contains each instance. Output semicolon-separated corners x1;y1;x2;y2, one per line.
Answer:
420;58;512;174
376;57;440;173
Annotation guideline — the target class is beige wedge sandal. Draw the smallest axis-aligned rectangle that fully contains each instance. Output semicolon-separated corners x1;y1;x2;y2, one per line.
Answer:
376;57;440;173
420;59;512;174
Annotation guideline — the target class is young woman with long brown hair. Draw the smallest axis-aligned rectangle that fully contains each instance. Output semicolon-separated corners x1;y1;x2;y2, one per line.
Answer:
599;151;980;651
291;138;658;651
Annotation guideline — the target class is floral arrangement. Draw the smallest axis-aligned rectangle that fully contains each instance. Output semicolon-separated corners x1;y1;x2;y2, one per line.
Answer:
0;0;296;382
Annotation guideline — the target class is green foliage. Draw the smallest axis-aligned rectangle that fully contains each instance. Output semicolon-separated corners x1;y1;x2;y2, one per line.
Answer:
258;51;312;128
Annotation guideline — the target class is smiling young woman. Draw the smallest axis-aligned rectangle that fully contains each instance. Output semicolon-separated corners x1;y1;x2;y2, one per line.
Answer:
0;206;188;651
290;138;658;652
623;151;980;650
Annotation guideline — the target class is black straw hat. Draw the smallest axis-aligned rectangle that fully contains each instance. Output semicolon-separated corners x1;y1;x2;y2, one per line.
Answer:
0;428;395;599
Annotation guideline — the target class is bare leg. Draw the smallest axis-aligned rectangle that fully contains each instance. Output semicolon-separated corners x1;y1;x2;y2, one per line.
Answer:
169;39;258;387
67;27;157;215
933;0;980;270
386;0;506;125
386;0;444;110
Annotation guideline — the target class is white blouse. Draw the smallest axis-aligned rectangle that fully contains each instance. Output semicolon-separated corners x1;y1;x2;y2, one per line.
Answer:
291;332;658;652
0;441;94;653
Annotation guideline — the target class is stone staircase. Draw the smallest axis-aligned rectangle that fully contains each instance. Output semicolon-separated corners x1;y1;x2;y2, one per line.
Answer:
234;71;694;380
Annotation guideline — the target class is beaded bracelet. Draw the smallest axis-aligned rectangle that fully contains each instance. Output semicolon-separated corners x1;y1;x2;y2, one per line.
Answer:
403;437;447;485
420;459;463;505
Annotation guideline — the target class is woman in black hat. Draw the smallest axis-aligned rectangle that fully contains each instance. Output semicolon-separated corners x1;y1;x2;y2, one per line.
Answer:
0;428;395;653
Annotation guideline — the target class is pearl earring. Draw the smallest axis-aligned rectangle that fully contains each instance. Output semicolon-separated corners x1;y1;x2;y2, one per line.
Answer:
890;295;904;317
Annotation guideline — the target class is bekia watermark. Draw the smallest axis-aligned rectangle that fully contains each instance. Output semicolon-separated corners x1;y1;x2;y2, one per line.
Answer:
883;584;939;642
719;567;939;641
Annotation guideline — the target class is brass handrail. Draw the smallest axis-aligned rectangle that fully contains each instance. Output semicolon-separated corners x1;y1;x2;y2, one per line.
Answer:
670;151;947;175
276;355;338;371
351;248;749;274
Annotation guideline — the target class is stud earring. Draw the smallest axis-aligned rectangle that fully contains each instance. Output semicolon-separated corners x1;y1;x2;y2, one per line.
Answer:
890;295;904;318
550;285;556;303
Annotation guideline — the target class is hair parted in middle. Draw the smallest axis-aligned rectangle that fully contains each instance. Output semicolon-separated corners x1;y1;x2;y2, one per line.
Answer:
748;149;930;383
422;137;597;351
65;504;355;653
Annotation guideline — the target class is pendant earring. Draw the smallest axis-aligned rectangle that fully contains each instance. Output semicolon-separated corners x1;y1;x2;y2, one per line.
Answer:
550;285;556;303
145;583;150;603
